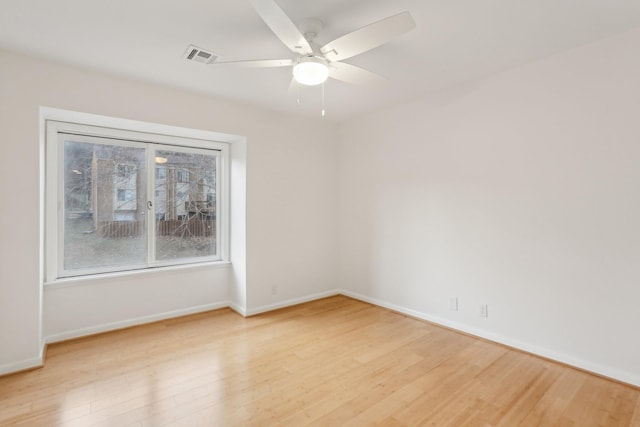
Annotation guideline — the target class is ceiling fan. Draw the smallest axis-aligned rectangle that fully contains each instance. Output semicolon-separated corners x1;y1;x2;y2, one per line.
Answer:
211;0;416;88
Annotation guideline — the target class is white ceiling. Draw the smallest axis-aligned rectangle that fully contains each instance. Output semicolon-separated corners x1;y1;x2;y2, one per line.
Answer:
1;0;640;122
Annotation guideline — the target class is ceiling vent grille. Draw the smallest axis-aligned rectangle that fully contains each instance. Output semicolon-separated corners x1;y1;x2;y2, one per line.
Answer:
183;45;219;64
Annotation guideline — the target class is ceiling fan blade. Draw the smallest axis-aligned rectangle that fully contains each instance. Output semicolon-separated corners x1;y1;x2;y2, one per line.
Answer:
321;12;415;62
211;59;293;68
329;62;387;86
249;0;313;55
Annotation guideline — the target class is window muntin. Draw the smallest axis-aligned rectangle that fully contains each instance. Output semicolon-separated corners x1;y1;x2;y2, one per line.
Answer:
47;121;226;280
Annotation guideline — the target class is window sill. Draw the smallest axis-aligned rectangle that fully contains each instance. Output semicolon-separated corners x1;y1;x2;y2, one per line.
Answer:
44;260;232;289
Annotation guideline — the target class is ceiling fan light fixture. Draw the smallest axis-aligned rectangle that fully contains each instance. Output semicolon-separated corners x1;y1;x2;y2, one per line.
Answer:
293;56;329;86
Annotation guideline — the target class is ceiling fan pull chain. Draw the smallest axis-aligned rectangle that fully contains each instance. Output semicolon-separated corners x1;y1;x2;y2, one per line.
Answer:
321;82;326;117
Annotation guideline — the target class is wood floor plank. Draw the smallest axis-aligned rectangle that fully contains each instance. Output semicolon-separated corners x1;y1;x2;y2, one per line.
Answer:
515;367;587;426
1;295;638;426
631;398;640;427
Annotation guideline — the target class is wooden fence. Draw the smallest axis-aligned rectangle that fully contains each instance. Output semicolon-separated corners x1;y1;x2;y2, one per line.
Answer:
98;221;144;238
98;220;214;238
156;220;215;237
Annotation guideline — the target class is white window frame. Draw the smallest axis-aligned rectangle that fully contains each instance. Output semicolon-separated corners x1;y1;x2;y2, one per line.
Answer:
45;117;230;282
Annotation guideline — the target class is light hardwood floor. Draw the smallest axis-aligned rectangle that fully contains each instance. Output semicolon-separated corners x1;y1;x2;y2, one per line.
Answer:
1;296;639;426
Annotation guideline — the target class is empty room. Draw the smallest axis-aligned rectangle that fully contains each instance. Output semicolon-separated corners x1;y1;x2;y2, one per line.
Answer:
1;0;639;425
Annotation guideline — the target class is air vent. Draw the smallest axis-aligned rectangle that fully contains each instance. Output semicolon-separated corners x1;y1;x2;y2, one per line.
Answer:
183;45;219;64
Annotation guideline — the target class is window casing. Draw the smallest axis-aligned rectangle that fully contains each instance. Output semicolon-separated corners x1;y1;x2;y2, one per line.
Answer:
45;120;229;280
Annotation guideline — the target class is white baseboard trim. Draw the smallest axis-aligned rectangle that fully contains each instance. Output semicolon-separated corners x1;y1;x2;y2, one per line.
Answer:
44;301;230;344
243;290;341;317
340;290;640;388
0;356;44;377
229;303;247;317
8;290;639;387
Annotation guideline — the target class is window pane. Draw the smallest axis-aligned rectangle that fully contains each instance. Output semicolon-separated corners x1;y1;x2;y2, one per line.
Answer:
154;150;216;261
63;140;147;271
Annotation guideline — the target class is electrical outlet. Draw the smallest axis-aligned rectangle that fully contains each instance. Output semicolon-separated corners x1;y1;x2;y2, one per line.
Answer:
271;285;278;296
449;297;458;311
479;304;488;317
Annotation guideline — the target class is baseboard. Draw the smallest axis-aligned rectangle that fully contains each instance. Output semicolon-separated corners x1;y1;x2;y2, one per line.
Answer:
10;290;640;387
243;290;341;317
44;301;231;344
340;290;640;388
229;302;247;317
0;356;44;377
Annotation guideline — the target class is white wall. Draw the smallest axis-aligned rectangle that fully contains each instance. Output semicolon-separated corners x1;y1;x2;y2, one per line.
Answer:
338;28;640;386
0;49;339;372
43;266;232;342
242;113;340;314
3;25;640;386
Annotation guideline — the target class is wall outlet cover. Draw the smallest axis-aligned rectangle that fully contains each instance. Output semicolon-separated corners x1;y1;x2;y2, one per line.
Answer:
479;304;488;317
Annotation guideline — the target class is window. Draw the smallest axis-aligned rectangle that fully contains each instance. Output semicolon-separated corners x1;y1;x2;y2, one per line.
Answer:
155;166;166;180
117;164;135;178
177;169;190;183
46;120;229;279
117;189;135;202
